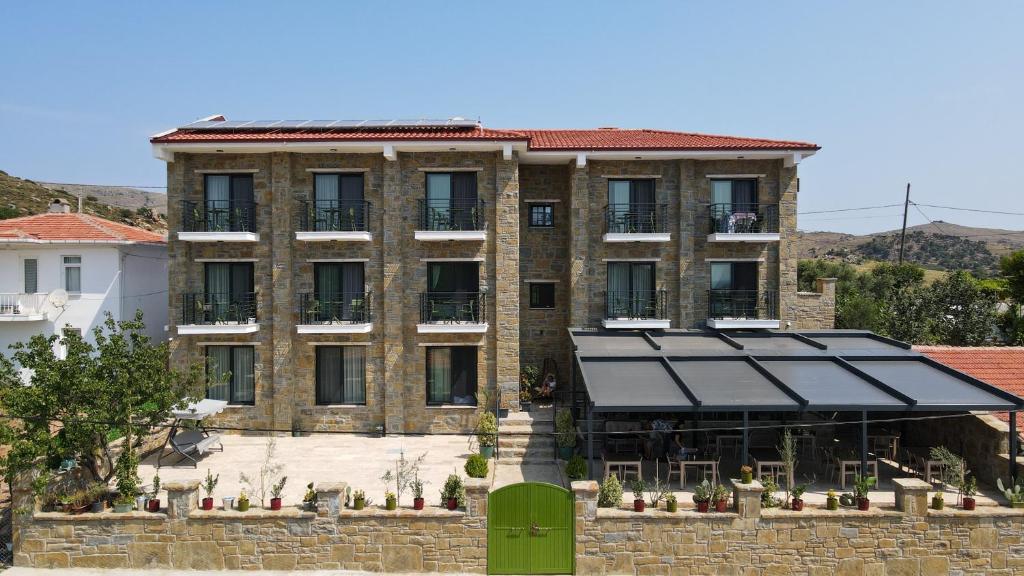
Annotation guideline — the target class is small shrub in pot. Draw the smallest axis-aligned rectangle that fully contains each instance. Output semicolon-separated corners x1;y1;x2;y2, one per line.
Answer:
465;454;489;479
352;489;366;510
385;490;397;511
597;475;623;508
440;474;465;510
565;455;587;481
712;483;730;512
739;465;753;484
665;493;678;513
412;476;425;510
789;484;807;512
826;489;839;511
692;479;712;513
269;476;287;511
237;491;250;512
201;469;218;511
146;473;161;512
962;476;977;510
932;492;944;510
301;483;316;512
476;412;497;459
555;409;576;460
630;479;646;512
853;475;876;511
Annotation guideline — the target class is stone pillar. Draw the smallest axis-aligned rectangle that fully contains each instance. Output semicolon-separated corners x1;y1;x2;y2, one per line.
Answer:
894;477;931;516
568;162;590;328
732;479;764;519
381;157;406;433
166;156;190;374
494;154;521;411
678;160;697;327
778;163;799;325
816;277;837;328
315;482;348;517
164;480;200;519
464;479;490;518
270;152;294;434
10;471;38;561
571;481;600;574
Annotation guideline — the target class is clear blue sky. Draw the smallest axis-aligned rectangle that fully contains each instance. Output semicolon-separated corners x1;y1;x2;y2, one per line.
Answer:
2;0;1022;234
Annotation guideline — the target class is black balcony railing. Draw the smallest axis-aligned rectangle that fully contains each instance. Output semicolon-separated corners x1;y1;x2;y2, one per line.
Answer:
298;200;371;232
708;203;779;234
182;200;257;233
707;290;778;320
181;292;257;325
604;203;668;234
605;289;668;320
417;199;485;231
299;292;372;324
419;292;487;324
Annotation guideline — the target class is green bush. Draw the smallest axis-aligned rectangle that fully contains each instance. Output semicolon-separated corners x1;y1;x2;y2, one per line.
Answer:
464;454;489;478
476;412;497;448
555;409;576;448
565;455;587;480
597;475;623;508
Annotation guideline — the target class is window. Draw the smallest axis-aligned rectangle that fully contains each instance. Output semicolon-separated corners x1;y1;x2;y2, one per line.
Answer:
206;346;255;405
314;262;365;321
606;262;655;318
62;256;81;293
528;204;554;227
204;262;255;321
709;262;759;319
23;259;37;293
204;174;254;231
424;262;481;323
313;173;364;231
425;172;478;230
426;346;478;406
709;262;758;291
529;283;555;309
316;346;366;405
607;179;657;233
59;327;82;360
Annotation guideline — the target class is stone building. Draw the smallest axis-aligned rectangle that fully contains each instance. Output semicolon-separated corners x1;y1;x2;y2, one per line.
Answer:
151;116;833;434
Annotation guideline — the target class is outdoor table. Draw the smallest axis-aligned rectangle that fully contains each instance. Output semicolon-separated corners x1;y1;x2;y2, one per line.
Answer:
157;399;228;467
750;449;793;488
604;458;642;482
839;459;878;489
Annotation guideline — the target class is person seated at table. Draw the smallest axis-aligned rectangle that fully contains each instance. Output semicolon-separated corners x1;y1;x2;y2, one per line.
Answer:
534;373;556;400
644;418;672;459
672;431;699;461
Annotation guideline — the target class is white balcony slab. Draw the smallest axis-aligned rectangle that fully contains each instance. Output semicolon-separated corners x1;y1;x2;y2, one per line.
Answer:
603;233;671;243
177;323;260;335
178;232;260;242
416;322;489;334
601;319;671;329
414;230;487;241
295;231;372;242
0;313;47;322
706;233;780;243
706;318;780;329
297;323;373;334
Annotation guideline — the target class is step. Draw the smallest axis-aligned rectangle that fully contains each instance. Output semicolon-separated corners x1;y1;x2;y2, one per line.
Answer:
499;422;554;435
496;457;557;466
500;446;556;459
497;435;554;449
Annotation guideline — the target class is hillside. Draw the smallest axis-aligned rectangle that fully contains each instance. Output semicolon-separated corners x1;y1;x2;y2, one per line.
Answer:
797;222;1024;277
40;181;166;214
0;170;166;233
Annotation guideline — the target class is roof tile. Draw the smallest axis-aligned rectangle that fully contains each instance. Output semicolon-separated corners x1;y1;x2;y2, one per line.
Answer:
916;346;1024;430
0;213;166;243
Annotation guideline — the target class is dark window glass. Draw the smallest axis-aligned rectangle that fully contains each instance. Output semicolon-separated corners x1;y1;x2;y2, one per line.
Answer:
529;283;555;309
529;204;554;227
315;346;366;405
206;345;255;405
426;346;477;406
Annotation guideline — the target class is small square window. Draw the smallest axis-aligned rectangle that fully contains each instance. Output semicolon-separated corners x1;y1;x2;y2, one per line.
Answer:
529;283;555;309
529;204;554;227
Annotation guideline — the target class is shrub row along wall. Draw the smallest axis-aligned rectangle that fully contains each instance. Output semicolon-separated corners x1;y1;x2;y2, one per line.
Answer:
14;477;1024;574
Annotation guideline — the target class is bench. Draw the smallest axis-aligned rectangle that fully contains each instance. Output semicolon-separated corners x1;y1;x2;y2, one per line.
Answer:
158;429;223;467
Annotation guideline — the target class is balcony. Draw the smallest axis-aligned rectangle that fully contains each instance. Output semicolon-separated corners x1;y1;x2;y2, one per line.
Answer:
417;292;488;333
296;200;372;242
297;292;373;334
179;200;259;242
178;292;259;334
603;203;670;242
707;204;780;242
414;199;486;241
0;293;48;322
706;290;780;329
602;289;669;329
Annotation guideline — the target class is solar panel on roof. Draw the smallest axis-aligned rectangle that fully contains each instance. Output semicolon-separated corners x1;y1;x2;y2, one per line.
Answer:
303;120;339;128
176;117;480;131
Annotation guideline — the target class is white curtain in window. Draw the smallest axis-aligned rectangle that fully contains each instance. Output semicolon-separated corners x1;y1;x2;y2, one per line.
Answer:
233;347;255;403
343;347;366;404
631;263;653;313
206;347;231;401
710;263;732;290
63;257;81;292
428;348;452;404
607;263;629;317
206;175;230;203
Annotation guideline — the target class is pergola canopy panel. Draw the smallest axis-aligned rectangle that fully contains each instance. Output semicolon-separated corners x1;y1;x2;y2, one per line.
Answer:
670;359;799;409
579;358;695;411
849;359;1015;409
759;360;907;408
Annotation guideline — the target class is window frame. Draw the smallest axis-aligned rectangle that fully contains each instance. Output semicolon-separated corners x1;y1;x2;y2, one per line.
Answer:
425;346;478;406
23;258;38;294
528;203;554;228
315;346;367;406
61;255;82;294
529;282;556;309
205;345;256;406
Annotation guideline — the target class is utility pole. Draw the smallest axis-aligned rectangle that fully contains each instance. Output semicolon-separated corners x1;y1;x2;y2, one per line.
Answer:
898;182;910;265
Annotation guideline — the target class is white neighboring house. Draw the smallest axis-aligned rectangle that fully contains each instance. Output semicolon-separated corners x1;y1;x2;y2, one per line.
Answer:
0;200;168;363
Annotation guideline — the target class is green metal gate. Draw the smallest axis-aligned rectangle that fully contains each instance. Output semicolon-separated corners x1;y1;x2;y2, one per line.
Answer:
487;482;574;575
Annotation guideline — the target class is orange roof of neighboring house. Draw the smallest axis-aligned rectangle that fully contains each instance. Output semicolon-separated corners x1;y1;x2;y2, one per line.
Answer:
0;213;166;244
152;122;820;151
916;346;1024;431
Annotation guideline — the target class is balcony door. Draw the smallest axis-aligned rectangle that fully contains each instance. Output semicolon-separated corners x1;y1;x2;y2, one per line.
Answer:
314;173;364;231
204;262;254;322
711;179;758;232
710;262;758;318
607;262;655;318
427;262;479;322
314;262;365;322
205;174;253;231
426;172;478;230
608;179;655;233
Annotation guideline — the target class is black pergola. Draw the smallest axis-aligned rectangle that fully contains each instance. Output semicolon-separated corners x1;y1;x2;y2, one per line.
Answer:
569;329;1023;483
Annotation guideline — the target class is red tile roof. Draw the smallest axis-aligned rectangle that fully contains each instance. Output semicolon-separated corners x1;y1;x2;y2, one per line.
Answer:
152;124;819;151
916;346;1024;430
0;213;166;244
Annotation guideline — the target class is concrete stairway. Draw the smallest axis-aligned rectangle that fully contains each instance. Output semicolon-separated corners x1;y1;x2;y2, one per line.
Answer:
497;405;556;465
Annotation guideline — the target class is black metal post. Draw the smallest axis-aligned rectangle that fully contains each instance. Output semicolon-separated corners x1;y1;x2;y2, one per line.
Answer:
1011;410;1018;485
569;354;577;420
861;411;869;483
587;403;594;481
742;411;749;466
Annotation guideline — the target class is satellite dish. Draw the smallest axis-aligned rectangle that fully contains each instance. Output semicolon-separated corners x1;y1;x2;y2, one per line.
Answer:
48;289;69;308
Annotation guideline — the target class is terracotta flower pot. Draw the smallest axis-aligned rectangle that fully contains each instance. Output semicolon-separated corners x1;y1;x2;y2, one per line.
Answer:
715;499;728;513
696;501;710;513
446;498;458;511
962;497;976;511
270;498;282;511
414;498;425;510
146;499;160;513
857;497;870;511
633;499;645;512
791;498;804;512
201;497;214;511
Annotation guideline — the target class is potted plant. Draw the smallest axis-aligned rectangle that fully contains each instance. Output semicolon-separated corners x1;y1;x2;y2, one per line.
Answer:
712;484;730;513
222;495;235;511
932;492;944;510
555;409;576;460
465;454;489;479
597;475;623;508
739;465;753;484
566;455;587;481
412;476;425;510
997;478;1024;508
237;491;250;512
519;387;533;412
135;493;148;512
88;483;107;513
269;476;287;511
760;476;781;509
113;494;134;514
519;365;538;412
962;476;977;511
665;493;678;513
826;489;839;511
146;473;161;512
853;475;876;511
202;469;218;511
790;484;807;512
440;474;465;511
385;491;397;511
352;489;367;510
692;479;712;513
630;479;646;512
240;438;284;510
302;483;317;512
380;450;426;508
59;488;90;515
476;412;497;459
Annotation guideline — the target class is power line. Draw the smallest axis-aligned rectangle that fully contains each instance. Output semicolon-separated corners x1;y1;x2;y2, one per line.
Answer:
798;203;903;215
800;213;905;222
914;203;1024;217
41;181;167;190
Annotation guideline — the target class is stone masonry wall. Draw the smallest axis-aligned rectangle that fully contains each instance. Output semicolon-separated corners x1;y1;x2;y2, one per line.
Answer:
793;278;837;330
